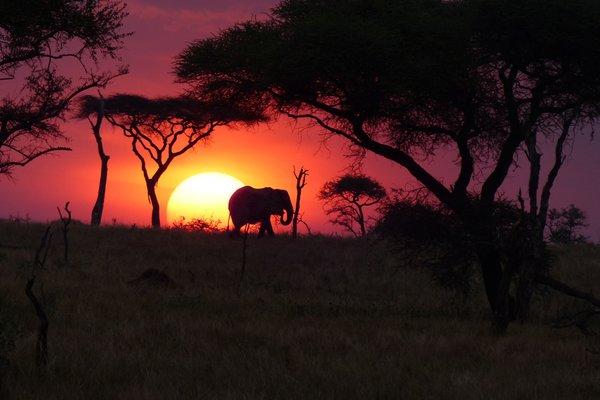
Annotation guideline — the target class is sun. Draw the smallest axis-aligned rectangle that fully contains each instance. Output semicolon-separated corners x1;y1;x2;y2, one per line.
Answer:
167;172;245;227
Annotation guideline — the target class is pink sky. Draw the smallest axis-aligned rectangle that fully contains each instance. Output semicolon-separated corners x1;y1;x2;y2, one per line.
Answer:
1;0;599;239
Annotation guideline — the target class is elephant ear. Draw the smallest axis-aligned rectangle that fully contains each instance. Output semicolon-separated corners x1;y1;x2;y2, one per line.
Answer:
272;189;285;213
276;189;288;202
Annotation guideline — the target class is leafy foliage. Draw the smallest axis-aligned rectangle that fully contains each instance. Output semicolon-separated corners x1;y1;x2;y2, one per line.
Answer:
0;0;130;176
175;0;600;210
375;199;475;295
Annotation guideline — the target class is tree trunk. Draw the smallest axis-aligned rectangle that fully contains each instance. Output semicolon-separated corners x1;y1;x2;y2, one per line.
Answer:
90;100;108;226
292;190;300;238
292;167;308;238
476;246;503;312
357;205;366;237
91;154;109;226
147;181;160;228
461;205;515;333
474;237;514;334
516;271;535;321
514;232;547;322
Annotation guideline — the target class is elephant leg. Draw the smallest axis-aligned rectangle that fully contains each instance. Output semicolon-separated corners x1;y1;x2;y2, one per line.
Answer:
258;222;266;238
264;219;275;236
229;223;241;239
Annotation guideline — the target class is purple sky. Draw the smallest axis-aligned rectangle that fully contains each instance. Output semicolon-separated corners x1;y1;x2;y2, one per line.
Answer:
1;0;599;239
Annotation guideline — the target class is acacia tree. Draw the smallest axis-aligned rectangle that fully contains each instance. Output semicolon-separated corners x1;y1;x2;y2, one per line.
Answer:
318;174;386;237
79;94;264;228
76;96;110;226
0;0;129;177
175;0;600;332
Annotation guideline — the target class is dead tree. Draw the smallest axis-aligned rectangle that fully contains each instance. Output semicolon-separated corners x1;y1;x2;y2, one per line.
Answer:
79;94;264;228
25;226;53;367
298;214;313;236
238;225;250;295
512;113;582;320
292;166;309;238
57;202;72;266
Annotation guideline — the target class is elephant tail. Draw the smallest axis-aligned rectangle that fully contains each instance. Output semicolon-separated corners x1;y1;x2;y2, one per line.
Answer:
226;213;231;233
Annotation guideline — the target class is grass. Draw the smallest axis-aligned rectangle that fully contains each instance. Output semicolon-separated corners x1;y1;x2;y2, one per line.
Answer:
0;220;599;399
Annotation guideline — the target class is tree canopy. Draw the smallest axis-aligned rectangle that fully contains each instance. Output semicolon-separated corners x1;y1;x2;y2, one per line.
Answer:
77;94;265;130
0;0;129;176
175;0;600;211
175;0;600;331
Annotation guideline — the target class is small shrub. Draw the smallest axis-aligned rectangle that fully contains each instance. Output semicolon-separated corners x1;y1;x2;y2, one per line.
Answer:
375;199;475;295
171;217;222;234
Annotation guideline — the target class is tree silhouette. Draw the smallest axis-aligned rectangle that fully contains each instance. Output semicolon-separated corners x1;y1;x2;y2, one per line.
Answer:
547;205;588;244
77;96;110;226
79;94;265;228
507;112;585;320
0;0;129;177
318;174;386;237
175;0;600;332
291;166;308;238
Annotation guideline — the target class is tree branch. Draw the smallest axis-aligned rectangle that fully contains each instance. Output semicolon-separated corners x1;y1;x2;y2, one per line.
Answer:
538;116;574;230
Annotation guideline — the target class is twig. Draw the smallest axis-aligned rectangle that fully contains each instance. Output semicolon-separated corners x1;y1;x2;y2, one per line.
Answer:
535;273;600;308
553;309;600;336
553;309;600;354
298;215;313;236
25;278;49;367
57;201;72;266
238;224;250;294
292;166;309;238
25;225;53;368
517;188;525;212
32;226;52;270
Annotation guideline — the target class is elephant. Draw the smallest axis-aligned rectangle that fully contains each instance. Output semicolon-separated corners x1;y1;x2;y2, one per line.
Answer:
228;186;293;237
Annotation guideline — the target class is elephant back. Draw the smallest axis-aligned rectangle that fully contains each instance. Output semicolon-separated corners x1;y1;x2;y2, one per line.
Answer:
229;186;274;223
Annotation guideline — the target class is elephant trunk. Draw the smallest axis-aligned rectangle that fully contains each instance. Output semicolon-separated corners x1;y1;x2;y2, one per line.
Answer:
280;203;293;226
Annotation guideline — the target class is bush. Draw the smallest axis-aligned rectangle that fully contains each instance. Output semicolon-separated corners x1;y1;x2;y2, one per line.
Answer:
375;200;475;295
171;217;222;233
547;205;588;244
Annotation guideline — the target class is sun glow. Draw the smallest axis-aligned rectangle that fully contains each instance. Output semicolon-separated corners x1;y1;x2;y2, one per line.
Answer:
167;172;245;227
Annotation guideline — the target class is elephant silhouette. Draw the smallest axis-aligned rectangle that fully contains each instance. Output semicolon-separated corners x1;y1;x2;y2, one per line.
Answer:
228;186;293;237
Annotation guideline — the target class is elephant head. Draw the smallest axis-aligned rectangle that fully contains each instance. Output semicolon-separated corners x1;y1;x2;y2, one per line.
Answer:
270;188;293;226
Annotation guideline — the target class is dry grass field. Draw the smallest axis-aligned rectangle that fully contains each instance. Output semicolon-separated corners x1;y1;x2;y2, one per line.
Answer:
1;220;599;399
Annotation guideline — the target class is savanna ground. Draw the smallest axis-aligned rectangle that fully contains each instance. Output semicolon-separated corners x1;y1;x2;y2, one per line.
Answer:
0;219;599;399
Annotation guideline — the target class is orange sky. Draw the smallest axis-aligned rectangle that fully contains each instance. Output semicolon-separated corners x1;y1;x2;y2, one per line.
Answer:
1;0;599;238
